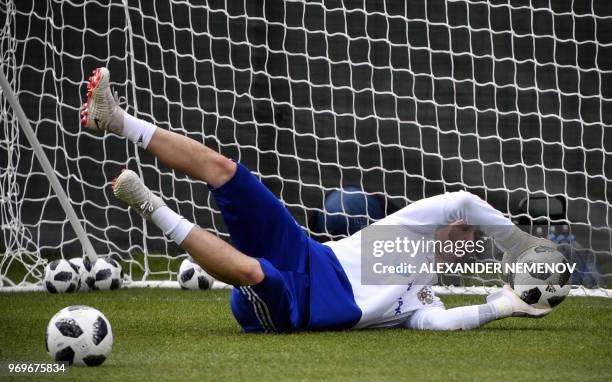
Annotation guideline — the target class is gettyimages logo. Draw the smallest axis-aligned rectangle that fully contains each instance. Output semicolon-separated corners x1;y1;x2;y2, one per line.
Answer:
372;236;486;258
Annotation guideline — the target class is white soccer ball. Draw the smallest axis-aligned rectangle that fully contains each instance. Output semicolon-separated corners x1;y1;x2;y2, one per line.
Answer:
44;259;79;293
178;257;214;290
69;257;95;292
509;245;571;309
46;305;113;367
91;258;123;291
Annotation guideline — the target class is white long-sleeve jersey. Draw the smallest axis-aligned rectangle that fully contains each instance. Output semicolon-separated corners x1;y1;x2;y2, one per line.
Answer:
323;191;515;329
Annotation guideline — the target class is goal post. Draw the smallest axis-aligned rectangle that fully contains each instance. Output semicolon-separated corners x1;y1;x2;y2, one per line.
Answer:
1;0;610;296
0;69;98;265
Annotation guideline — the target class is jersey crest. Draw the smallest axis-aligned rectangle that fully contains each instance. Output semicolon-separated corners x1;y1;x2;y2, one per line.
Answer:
417;286;434;305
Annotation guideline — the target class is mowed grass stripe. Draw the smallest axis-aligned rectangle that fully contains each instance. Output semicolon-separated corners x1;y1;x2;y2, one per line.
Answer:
1;289;610;381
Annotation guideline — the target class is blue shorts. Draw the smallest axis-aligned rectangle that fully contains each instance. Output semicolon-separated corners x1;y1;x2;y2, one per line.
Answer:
211;163;361;332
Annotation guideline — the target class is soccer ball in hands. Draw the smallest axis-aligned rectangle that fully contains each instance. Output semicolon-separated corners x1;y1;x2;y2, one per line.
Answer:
44;259;79;293
69;257;95;292
92;258;123;290
46;305;113;366
509;246;571;309
178;257;214;290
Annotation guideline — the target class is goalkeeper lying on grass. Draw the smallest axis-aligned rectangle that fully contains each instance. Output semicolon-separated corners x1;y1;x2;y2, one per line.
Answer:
81;67;555;333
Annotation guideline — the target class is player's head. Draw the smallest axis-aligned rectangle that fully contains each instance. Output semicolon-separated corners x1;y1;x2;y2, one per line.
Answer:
435;220;480;263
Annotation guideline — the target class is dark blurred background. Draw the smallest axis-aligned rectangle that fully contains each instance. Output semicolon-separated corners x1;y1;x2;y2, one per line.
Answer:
1;0;610;269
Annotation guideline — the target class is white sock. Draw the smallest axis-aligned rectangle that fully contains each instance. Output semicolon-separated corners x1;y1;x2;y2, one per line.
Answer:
122;113;157;149
151;206;195;245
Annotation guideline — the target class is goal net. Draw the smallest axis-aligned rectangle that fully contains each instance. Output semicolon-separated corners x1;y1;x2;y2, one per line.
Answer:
1;0;610;295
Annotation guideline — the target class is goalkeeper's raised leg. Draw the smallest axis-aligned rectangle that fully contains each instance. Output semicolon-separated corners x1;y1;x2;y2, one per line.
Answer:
82;67;264;286
81;67;237;189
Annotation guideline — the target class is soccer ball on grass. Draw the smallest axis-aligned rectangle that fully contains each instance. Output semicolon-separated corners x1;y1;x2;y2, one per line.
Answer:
69;257;95;292
44;259;79;293
45;305;113;367
178;257;214;290
91;258;123;290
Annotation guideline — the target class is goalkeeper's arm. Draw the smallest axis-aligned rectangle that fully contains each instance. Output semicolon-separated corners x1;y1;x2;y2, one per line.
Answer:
441;191;554;263
406;285;551;331
402;192;556;331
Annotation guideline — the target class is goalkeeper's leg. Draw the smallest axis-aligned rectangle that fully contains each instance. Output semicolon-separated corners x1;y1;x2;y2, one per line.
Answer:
112;169;303;332
112;169;263;286
81;67;236;188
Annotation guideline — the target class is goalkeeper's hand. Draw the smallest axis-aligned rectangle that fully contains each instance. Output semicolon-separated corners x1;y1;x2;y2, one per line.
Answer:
486;285;552;318
497;227;556;265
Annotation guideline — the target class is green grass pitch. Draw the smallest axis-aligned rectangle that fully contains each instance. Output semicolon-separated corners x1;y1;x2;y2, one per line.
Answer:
1;289;610;381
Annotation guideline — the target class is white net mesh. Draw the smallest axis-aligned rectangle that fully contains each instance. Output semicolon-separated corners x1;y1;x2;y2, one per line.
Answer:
1;0;610;294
